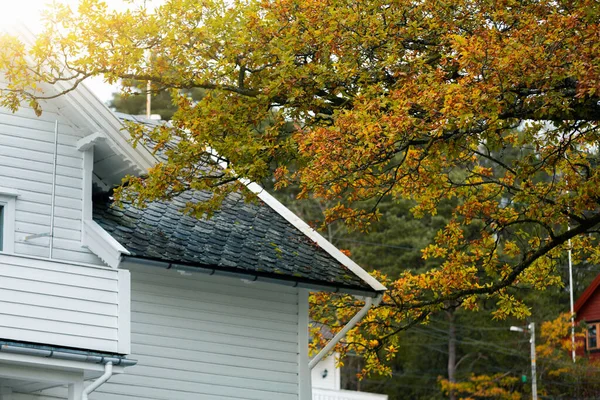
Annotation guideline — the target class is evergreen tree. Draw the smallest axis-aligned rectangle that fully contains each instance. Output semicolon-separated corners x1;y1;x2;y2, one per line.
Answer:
108;82;204;120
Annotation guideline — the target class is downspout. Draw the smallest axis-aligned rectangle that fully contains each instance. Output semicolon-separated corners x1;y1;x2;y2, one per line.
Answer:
82;362;113;400
309;294;383;370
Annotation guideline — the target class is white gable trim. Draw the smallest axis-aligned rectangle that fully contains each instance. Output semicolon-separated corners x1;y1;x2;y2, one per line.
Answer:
243;180;387;293
55;78;156;174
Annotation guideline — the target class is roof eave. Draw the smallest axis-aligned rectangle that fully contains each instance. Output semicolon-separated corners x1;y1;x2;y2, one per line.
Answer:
122;256;383;298
55;79;157;174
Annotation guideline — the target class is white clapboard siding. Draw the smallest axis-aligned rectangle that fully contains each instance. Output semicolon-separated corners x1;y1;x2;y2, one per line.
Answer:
0;253;129;353
0;103;104;265
86;265;301;400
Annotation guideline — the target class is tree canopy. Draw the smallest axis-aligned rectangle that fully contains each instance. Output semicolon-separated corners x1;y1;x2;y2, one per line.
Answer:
1;0;600;377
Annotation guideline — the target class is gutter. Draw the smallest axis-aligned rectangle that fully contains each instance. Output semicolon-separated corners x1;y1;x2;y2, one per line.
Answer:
124;256;383;298
309;294;383;370
0;342;137;367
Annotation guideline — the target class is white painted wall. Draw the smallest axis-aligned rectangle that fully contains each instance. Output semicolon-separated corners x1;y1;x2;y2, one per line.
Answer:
18;264;303;400
311;355;388;400
0;252;128;353
0;103;104;265
0;100;132;354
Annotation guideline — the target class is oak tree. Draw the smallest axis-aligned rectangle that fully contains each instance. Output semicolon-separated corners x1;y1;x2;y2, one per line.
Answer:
2;0;600;376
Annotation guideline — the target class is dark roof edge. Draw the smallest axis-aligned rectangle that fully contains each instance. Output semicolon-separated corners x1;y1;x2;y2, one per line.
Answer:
122;255;383;298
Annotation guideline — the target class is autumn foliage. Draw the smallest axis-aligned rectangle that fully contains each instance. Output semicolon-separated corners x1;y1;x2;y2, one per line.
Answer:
2;0;600;377
438;314;600;399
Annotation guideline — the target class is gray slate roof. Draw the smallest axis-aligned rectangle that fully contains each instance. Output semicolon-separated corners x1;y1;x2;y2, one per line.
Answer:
93;191;373;293
93;113;376;293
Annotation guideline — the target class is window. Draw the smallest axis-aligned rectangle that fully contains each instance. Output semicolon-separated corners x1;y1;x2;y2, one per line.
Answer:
0;189;18;253
587;322;600;350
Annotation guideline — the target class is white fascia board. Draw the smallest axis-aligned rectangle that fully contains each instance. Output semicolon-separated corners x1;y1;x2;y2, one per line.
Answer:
205;146;387;293
242;179;387;292
83;219;130;269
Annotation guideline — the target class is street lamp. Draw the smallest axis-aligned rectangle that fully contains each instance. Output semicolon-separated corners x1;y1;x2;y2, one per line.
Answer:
510;323;537;400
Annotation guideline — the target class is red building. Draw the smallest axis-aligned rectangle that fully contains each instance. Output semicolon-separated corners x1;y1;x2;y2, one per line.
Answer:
574;274;600;360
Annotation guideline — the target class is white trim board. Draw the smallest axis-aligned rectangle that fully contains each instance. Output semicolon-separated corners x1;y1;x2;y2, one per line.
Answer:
244;180;387;293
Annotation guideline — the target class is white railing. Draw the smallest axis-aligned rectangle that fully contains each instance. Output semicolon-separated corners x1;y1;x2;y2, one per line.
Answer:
313;388;388;400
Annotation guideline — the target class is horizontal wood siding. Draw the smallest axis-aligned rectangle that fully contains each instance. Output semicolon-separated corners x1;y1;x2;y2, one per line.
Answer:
577;287;600;323
0;105;103;265
94;265;300;400
21;266;301;400
0;253;122;353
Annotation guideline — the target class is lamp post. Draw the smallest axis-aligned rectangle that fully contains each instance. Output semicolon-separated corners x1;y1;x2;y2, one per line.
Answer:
568;237;576;362
510;323;537;400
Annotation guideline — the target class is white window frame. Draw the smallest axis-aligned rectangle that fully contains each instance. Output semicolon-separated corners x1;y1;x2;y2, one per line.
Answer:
587;321;600;351
0;188;19;254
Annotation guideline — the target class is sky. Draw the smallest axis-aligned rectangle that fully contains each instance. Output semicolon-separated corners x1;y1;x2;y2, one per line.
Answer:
2;0;144;102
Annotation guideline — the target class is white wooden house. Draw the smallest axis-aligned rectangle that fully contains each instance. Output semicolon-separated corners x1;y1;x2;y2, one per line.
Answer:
0;40;386;400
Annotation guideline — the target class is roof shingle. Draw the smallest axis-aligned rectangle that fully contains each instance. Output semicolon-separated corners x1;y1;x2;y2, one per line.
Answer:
93;190;375;293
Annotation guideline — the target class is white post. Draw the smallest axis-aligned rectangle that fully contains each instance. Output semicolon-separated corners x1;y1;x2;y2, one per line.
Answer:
529;322;538;400
68;379;84;400
568;238;576;362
